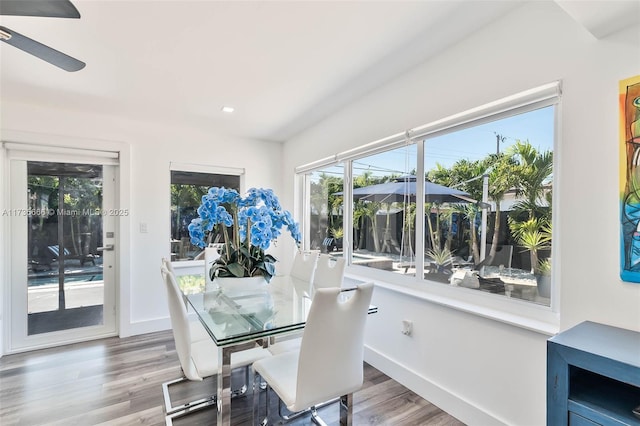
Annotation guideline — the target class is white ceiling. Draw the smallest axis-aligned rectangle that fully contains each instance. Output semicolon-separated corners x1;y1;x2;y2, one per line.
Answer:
555;0;640;39
0;1;634;143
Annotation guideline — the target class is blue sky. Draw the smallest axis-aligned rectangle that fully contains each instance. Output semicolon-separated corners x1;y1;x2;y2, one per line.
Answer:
354;107;554;175
424;105;555;171
316;105;555;180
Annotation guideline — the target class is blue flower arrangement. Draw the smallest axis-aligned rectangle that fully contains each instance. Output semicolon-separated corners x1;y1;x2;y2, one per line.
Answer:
188;187;300;282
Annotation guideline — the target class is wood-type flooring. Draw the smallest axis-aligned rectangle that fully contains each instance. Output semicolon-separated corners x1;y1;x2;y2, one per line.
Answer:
0;330;465;425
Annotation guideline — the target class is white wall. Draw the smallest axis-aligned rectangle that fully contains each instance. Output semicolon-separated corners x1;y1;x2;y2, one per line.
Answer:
282;2;640;425
0;145;5;357
0;103;284;343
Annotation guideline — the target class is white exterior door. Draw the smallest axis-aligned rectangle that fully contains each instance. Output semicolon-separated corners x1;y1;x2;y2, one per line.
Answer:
7;150;119;352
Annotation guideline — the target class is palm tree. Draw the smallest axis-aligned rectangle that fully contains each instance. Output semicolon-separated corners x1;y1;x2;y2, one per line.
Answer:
427;164;462;253
505;140;553;272
360;201;382;252
509;217;551;274
462;202;481;262
506;140;553;220
400;201;416;259
424;202;440;251
323;174;344;230
309;173;335;247
483;153;520;264
430;159;492;263
352;171;386;252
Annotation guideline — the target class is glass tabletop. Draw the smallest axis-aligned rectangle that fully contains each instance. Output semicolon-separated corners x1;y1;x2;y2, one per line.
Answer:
177;274;377;347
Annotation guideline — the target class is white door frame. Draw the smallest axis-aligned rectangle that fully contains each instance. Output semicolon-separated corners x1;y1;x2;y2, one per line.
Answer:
1;135;131;355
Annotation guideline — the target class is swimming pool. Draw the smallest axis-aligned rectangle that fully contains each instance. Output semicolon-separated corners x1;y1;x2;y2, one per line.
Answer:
28;273;104;287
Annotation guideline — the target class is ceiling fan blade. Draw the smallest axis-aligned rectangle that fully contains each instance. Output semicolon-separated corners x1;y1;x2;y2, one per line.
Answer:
0;0;80;18
0;26;85;72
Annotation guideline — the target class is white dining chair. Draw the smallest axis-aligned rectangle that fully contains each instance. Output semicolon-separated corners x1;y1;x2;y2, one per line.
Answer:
290;250;320;285
313;254;346;292
162;257;176;276
161;258;210;343
267;250;320;356
253;282;374;426
160;266;270;423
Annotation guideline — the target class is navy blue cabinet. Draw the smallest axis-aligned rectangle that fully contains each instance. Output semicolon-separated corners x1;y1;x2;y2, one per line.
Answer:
547;321;640;425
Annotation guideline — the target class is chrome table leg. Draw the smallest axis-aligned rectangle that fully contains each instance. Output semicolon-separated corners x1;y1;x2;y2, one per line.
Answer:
339;393;353;426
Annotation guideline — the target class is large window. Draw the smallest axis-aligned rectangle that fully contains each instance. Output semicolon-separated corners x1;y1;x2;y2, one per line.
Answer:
351;145;417;275
170;169;240;261
306;165;344;252
422;106;553;305
297;84;557;308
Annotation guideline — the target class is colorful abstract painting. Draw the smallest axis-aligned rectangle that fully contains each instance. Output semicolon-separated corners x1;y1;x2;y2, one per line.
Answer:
620;75;640;283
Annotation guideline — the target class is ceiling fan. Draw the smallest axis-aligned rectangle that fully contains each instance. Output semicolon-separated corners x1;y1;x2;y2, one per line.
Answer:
0;0;85;72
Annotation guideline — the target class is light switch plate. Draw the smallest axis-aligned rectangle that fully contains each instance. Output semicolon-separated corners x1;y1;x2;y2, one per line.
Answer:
402;319;413;336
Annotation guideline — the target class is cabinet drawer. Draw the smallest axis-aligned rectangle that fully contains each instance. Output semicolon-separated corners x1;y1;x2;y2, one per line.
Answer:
570;411;601;426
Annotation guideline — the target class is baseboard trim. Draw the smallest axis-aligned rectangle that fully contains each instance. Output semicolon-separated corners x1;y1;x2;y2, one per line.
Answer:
122;317;171;337
364;345;507;426
122;311;203;337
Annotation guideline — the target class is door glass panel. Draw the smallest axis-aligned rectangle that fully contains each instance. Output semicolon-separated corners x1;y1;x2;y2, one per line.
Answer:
27;162;104;335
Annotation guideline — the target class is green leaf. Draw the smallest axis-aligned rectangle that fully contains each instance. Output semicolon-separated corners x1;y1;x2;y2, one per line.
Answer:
263;261;276;276
239;245;251;258
227;262;246;277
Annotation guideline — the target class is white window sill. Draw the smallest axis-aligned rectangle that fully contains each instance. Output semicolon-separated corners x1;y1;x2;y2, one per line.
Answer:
172;261;559;336
346;265;559;336
171;259;204;275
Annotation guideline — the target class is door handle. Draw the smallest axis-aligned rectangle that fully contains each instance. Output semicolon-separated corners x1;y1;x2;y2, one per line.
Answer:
97;244;114;252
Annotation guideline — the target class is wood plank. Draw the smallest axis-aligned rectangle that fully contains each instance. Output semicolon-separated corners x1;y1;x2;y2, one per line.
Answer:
0;330;465;425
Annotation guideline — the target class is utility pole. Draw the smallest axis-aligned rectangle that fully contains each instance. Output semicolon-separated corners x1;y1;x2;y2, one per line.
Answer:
494;132;506;155
480;174;489;262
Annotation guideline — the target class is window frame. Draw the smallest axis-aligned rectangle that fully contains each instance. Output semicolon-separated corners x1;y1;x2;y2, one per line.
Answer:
295;83;561;334
169;162;244;269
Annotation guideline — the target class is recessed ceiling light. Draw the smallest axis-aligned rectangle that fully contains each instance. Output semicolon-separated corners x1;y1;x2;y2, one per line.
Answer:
221;106;235;113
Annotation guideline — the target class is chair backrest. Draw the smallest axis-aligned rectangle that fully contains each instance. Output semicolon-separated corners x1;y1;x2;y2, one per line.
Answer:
162;257;190;309
294;282;374;410
289;251;320;296
160;265;202;381
312;254;346;291
162;257;175;276
290;250;320;282
47;245;71;258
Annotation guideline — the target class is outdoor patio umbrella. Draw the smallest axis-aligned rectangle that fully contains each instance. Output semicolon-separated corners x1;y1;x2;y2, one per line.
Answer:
347;176;471;203
335;176;489;264
335;176;472;261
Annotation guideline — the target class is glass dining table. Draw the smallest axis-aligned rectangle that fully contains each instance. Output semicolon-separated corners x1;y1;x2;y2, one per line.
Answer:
176;273;377;426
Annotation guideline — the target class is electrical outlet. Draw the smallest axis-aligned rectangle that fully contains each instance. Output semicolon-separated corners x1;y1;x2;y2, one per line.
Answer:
139;222;148;233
